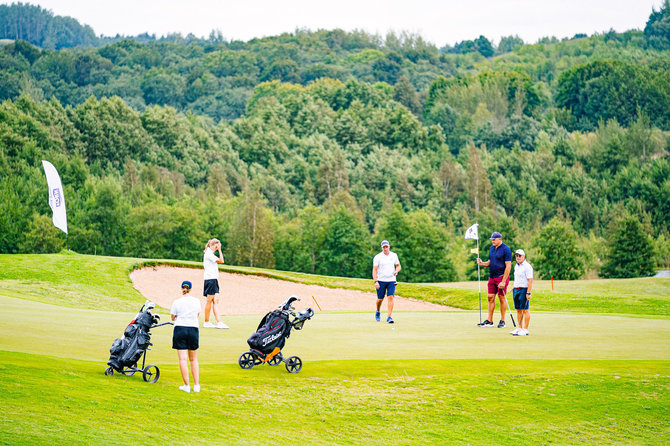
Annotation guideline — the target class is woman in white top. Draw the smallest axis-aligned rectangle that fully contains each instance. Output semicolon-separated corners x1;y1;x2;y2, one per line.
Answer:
171;280;201;393
202;238;228;329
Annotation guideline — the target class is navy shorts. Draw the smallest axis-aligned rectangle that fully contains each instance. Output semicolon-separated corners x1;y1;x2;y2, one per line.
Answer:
172;326;199;350
376;281;397;300
203;279;219;296
513;288;529;310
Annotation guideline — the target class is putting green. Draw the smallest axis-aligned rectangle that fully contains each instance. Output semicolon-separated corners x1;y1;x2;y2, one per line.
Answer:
2;294;668;365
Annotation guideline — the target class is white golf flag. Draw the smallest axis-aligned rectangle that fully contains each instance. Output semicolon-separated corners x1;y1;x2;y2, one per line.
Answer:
464;223;478;240
42;160;68;234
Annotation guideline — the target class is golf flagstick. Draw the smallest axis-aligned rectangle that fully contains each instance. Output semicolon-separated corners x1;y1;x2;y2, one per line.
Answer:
501;287;516;327
477;237;481;323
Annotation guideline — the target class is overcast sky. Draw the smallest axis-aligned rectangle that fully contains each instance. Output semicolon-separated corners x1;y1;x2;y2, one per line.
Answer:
5;0;663;46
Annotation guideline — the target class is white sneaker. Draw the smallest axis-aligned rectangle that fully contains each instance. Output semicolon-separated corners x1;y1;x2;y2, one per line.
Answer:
193;385;200;393
510;327;520;335
517;329;529;336
203;321;215;328
216;321;229;329
179;385;191;393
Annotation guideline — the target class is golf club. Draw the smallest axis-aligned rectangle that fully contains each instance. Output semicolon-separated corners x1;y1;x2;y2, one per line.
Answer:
501;286;516;327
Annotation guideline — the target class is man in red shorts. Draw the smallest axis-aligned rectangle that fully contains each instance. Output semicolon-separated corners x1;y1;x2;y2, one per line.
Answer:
476;232;512;328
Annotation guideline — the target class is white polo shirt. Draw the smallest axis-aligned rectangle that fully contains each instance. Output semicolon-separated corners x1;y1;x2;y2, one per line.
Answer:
203;248;220;280
170;295;201;328
513;260;533;288
373;251;400;282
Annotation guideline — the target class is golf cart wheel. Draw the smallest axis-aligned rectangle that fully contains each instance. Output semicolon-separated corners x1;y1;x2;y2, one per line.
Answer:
285;356;302;373
238;352;255;369
104;366;114;376
268;353;283;366
142;364;160;383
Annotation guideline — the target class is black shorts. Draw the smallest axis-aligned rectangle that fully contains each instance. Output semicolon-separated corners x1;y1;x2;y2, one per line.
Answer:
203;279;219;296
513;288;529;310
172;326;199;350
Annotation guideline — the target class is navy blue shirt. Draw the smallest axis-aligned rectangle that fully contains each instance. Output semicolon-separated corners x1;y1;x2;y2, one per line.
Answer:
488;242;512;278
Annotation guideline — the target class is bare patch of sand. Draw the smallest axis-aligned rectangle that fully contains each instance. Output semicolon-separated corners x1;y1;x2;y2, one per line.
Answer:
129;266;455;315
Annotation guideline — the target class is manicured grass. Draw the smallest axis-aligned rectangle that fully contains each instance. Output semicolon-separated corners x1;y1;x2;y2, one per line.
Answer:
1;351;667;445
1;252;669;444
2;252;669;317
2;295;669;363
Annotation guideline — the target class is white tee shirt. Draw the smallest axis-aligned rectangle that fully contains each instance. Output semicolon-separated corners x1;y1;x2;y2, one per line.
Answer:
373;251;400;282
203;248;220;280
170;295;201;327
513;260;533;288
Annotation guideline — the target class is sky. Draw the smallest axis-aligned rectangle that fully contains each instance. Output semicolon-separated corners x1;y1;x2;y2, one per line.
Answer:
4;0;664;46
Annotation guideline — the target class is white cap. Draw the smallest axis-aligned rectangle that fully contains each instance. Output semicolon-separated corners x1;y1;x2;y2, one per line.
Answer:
515;249;525;256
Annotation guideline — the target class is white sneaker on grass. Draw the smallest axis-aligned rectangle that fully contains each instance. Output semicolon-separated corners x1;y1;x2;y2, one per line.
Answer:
179;385;191;393
510;327;520;335
516;329;529;336
216;321;229;329
193;385;201;393
203;321;215;328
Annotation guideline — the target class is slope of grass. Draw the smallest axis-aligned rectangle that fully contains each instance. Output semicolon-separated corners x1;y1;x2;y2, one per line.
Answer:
1;351;667;445
1;252;669;316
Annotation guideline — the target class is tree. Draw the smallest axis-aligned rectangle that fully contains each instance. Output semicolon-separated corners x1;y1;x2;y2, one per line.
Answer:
19;214;65;253
376;206;456;282
227;188;275;268
534;218;585;280
600;216;655;278
645;0;670;50
318;206;371;278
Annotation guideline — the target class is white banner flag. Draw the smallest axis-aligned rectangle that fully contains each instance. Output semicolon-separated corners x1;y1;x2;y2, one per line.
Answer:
42;160;68;234
464;223;478;240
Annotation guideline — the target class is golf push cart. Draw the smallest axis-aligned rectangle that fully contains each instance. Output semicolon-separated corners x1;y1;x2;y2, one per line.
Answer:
105;301;172;383
239;295;314;373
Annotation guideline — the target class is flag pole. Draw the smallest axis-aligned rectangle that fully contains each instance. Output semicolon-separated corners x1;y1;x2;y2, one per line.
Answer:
477;233;481;323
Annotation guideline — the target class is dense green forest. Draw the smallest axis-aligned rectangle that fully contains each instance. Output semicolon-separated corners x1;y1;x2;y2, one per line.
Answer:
1;2;669;281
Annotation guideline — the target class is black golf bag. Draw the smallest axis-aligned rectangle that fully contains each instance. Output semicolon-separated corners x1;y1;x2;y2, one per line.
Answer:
107;302;161;373
247;309;291;356
239;295;314;373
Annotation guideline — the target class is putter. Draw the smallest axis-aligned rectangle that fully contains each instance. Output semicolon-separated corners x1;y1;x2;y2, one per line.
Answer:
501;287;516;327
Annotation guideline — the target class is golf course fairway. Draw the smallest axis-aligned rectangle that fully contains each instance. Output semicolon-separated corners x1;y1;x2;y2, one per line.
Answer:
0;253;668;445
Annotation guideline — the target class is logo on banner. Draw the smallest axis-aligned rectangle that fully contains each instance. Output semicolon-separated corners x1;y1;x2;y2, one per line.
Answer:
52;188;62;207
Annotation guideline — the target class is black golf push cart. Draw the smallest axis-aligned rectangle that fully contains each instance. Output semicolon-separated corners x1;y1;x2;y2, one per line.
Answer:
238;295;314;373
105;302;172;383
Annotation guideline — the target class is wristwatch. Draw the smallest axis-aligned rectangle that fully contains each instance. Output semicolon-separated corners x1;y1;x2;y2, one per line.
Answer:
527;292;532;295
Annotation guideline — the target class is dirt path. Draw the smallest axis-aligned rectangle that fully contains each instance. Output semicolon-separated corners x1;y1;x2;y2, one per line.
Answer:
129;266;455;315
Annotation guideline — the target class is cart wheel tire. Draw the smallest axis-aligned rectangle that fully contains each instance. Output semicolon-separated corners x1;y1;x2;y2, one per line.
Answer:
104;366;114;376
285;356;302;373
268;353;283;366
142;365;160;383
239;352;255;369
122;369;136;376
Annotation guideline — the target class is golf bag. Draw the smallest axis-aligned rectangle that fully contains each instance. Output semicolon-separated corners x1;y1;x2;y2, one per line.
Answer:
239;295;314;373
107;302;161;373
247;309;291;355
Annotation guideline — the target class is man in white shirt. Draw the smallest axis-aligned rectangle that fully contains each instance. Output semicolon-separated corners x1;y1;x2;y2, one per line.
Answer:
511;249;533;336
372;240;401;324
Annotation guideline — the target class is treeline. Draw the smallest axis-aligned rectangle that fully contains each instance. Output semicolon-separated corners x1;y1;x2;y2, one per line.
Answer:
2;2;670;125
1;3;670;280
0;3;97;49
1;77;668;280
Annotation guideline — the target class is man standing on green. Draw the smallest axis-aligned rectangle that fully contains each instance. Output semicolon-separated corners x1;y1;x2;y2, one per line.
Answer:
476;232;512;328
372;240;401;324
